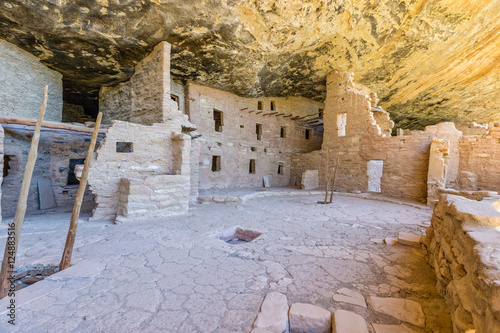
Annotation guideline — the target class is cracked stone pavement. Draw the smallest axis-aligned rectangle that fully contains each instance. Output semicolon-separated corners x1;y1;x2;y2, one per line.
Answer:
0;194;452;332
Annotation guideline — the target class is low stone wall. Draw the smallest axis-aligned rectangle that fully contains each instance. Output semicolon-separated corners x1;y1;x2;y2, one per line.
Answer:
115;175;190;223
424;194;500;333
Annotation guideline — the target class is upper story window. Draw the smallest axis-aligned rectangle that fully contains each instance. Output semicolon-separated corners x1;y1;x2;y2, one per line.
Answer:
305;129;311;140
270;101;276;111
213;109;223;132
257;101;263;110
280;126;286;138
256;123;262;141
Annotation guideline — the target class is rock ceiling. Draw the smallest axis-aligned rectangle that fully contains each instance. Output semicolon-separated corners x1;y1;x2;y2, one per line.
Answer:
0;0;499;128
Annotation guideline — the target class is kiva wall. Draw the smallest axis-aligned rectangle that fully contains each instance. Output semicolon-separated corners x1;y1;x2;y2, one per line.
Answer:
424;194;500;333
0;40;62;121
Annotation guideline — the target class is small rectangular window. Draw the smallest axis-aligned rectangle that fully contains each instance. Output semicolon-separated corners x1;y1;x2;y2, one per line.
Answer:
249;159;256;174
256;123;262;141
116;142;133;153
211;156;221;172
278;162;284;175
280;126;286;138
214;109;223;132
171;94;180;110
257;101;263;110
270;101;276;111
319;109;324;117
305;129;311;140
67;159;85;185
337;112;347;137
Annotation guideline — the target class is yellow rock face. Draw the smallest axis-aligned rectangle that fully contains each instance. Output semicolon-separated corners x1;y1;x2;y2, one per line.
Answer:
0;0;498;128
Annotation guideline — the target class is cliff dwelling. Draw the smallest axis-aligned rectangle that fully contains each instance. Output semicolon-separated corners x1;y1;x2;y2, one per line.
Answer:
0;1;499;332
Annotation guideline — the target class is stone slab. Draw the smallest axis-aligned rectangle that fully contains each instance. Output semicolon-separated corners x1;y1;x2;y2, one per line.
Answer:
289;303;331;333
332;288;366;308
372;323;418;333
397;232;422;247
332;309;369;333
38;179;56;210
366;297;425;327
253;292;289;333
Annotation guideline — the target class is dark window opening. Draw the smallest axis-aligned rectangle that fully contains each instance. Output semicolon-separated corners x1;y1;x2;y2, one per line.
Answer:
3;155;12;178
319;109;324;117
116;142;133;153
240;125;244;128
305;129;311;140
249;159;256;174
251;147;257;152
278;163;284;175
280;126;286;138
257;101;263;110
212;156;221;172
171;94;179;102
270;101;275;111
67;159;85;185
256;123;262;141
214;109;223;132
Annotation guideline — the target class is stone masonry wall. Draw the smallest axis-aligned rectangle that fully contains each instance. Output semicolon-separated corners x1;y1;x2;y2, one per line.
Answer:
1;128;98;218
313;71;462;203
88;120;185;221
0;40;62;121
115;175;190;224
424;194;500;333
458;125;500;192
186;83;324;190
99;42;171;125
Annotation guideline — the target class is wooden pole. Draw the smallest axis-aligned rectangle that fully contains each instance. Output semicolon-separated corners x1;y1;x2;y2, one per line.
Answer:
0;116;106;134
329;156;341;203
59;112;102;271
0;86;48;298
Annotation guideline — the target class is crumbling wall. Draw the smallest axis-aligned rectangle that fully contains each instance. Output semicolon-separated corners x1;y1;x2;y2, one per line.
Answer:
1;128;97;218
315;71;462;202
458;125;500;192
99;42;172;125
424;194;500;333
0;40;62;121
186;83;323;190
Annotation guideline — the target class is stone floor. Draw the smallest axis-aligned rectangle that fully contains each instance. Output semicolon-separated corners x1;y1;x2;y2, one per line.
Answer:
0;194;452;332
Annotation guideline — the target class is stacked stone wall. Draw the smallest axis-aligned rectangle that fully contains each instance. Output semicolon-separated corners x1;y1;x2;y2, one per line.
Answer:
424;194;500;333
0;40;62;122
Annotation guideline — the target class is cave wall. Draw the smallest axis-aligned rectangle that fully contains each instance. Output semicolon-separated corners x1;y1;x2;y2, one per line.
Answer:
0;40;62;121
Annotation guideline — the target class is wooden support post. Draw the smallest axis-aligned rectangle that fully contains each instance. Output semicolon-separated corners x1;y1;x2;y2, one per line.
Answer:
59;112;102;271
0;86;48;298
329;156;341;203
